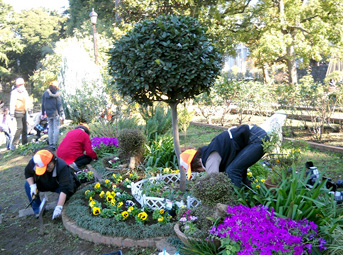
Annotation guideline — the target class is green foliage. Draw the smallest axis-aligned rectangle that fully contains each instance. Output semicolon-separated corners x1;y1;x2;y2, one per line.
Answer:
117;129;146;161
140;105;172;139
13;9;66;79
144;136;178;170
248;162;270;179
108;15;222;106
0;2;21;78
63;87;108;123
236;167;343;242
191;173;238;206
90;121;117;138
178;105;194;147
180;239;218;255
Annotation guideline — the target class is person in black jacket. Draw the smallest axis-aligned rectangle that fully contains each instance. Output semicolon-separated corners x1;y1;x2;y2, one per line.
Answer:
180;125;269;188
24;148;80;219
41;80;64;150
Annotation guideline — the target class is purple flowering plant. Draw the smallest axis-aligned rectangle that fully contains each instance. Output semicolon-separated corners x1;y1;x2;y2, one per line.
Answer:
179;209;201;237
209;205;327;255
91;136;119;156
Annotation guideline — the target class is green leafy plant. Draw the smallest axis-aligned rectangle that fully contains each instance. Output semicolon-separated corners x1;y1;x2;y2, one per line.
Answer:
140;105;172;140
144;136;178;170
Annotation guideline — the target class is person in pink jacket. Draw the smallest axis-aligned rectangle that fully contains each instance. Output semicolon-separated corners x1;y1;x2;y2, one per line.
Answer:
56;123;97;171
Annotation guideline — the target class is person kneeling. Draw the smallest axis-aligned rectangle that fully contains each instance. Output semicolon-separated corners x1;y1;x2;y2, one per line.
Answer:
24;149;80;219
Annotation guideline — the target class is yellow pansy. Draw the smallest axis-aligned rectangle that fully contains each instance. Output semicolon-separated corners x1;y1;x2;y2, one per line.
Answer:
85;190;90;195
247;172;253;177
111;191;116;197
159;209;164;215
92;207;101;215
94;182;101;189
256;185;260;188
128;206;134;212
106;195;114;203
106;191;111;196
138;212;148;221
99;191;105;198
89;197;93;201
158;217;164;222
89;200;96;208
261;179;266;183
105;179;110;184
117;202;123;208
110;200;116;206
129;173;133;177
122;211;129;219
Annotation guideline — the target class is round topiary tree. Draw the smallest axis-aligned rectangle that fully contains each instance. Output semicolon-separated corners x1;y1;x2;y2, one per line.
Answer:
108;15;222;190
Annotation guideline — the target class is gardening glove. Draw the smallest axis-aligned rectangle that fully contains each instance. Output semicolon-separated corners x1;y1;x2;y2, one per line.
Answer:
52;205;63;220
30;184;37;197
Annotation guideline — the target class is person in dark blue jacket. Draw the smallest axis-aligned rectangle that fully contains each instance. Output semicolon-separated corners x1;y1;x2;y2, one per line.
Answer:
41;81;64;150
180;125;269;188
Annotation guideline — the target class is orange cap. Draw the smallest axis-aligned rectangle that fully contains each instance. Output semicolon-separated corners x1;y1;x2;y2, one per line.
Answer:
33;150;53;175
80;123;89;130
180;149;197;180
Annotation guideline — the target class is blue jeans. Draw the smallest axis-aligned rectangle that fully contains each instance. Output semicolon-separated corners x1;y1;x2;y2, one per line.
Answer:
25;181;60;214
225;125;269;188
48;116;60;147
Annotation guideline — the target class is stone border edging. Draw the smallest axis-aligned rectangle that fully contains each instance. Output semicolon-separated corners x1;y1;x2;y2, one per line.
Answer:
62;209;166;247
191;121;343;155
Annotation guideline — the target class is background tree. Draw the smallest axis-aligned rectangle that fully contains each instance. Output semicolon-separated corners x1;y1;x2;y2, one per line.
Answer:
108;15;222;190
0;1;22;81
11;8;66;81
204;0;343;84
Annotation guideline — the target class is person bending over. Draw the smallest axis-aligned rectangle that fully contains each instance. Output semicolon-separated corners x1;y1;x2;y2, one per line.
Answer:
180;124;269;188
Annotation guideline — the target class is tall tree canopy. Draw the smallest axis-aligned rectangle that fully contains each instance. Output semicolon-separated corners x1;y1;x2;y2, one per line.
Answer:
202;0;343;84
0;0;22;79
11;8;66;80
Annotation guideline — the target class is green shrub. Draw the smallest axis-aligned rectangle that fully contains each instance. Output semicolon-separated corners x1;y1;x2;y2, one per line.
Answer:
144;136;178;170
140;105;172;140
117;129;146;162
191;173;238;207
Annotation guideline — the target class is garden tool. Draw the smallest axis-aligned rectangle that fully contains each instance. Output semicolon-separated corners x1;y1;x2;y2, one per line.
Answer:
38;194;47;235
25;194;37;209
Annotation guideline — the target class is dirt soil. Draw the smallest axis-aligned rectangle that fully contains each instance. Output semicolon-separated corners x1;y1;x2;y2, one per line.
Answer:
0;152;159;255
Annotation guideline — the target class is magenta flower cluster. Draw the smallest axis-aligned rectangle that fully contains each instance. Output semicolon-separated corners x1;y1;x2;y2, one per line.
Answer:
91;137;119;148
209;205;326;255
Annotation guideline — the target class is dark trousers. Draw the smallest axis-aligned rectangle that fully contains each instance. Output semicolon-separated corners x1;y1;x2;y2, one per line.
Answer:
225;126;269;188
13;111;27;146
75;155;92;167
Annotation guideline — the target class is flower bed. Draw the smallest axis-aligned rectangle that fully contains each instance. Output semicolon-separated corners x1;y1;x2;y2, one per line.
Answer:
131;173;201;210
209;205;327;255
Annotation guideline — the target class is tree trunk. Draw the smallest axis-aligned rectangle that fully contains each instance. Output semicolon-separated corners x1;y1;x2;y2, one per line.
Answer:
286;44;297;85
262;63;270;84
115;0;121;25
169;102;186;192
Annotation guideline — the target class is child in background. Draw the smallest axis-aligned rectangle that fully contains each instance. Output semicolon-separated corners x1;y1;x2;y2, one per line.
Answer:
0;107;14;150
